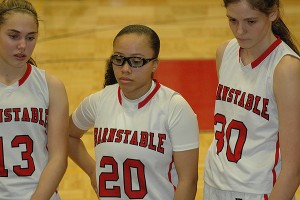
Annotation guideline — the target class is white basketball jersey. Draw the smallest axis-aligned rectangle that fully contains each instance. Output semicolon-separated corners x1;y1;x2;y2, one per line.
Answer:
204;37;300;195
72;80;199;199
0;64;59;200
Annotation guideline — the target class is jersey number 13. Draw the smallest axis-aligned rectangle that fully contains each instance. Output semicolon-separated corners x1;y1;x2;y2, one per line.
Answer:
0;135;35;177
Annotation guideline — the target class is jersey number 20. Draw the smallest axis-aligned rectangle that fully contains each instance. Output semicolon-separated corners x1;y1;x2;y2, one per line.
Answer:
99;156;147;199
0;135;35;177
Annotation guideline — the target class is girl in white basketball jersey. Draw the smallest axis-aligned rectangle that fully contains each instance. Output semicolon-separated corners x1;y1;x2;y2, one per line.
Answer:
0;0;69;199
204;0;300;200
68;24;199;200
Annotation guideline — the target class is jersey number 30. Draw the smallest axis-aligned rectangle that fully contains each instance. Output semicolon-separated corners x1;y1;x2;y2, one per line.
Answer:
0;135;35;177
214;113;247;163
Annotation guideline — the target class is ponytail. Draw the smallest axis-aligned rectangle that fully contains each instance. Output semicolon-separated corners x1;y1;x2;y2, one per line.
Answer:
103;59;117;88
272;18;300;55
27;57;37;66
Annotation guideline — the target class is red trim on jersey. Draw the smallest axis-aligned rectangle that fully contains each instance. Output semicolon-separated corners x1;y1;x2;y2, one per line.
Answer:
238;36;282;69
251;36;282;68
19;63;32;86
118;86;122;105
264;194;269;200
117;80;161;109
138;80;161;109
168;156;177;191
272;134;280;185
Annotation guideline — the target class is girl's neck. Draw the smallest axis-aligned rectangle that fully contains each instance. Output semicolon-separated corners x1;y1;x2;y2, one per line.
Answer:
0;63;28;86
240;34;277;66
123;80;153;100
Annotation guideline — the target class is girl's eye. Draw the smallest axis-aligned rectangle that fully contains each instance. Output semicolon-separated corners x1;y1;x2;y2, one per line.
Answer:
131;58;143;64
116;58;123;62
9;35;18;39
27;36;36;41
228;18;237;24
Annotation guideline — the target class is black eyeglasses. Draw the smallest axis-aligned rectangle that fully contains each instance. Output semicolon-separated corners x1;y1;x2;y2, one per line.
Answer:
110;55;157;68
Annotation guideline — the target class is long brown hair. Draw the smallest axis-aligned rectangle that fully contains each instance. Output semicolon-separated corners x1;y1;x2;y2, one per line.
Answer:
0;0;39;65
223;0;299;55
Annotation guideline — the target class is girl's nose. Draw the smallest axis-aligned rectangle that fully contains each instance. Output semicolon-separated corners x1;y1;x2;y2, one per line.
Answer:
17;39;26;50
236;23;245;35
121;60;132;73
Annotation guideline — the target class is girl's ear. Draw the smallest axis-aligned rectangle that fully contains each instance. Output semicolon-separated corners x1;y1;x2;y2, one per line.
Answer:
152;59;159;73
269;10;278;22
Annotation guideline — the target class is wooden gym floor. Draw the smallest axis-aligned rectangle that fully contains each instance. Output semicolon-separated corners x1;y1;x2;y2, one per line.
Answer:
30;0;300;199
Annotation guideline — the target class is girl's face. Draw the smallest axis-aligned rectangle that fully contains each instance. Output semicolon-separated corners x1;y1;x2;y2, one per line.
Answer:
226;0;277;50
0;12;38;69
112;33;158;100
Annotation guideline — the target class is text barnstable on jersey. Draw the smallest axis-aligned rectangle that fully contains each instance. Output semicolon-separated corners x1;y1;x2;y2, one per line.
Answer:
216;84;269;120
0;107;48;127
94;127;166;154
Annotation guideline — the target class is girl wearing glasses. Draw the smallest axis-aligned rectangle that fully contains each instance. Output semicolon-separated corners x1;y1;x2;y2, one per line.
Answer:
68;24;199;200
204;0;300;199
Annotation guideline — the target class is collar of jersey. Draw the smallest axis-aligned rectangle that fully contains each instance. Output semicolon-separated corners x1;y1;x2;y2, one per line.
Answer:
118;79;161;109
239;35;282;69
0;63;32;88
19;63;32;86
